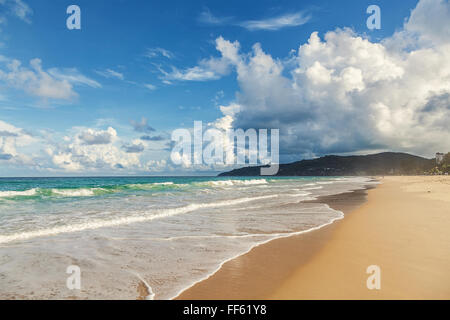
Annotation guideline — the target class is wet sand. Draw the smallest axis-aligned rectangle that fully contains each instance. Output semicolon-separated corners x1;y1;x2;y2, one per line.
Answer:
176;176;450;300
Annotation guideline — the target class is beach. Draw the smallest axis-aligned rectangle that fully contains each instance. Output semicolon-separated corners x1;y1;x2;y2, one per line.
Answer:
177;176;450;300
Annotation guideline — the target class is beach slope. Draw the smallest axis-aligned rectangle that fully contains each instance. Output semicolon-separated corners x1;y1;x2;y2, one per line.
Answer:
177;176;450;299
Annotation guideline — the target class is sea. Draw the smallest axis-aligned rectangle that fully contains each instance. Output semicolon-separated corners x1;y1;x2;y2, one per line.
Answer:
0;176;376;299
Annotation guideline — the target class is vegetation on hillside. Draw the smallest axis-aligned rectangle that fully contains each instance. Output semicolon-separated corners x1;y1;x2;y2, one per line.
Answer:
428;153;450;175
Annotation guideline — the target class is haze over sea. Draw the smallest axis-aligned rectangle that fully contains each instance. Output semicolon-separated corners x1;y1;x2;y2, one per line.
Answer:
0;176;375;299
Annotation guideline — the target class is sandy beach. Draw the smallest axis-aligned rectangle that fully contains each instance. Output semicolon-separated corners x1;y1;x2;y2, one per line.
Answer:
177;176;450;300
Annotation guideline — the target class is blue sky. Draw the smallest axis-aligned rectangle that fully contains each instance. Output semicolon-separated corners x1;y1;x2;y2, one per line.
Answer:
0;0;449;176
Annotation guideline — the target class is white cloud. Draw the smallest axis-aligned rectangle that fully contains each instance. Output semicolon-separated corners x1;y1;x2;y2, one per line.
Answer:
238;11;311;31
122;141;145;153
95;68;124;80
161;37;239;82
144;83;157;90
0;119;38;165
0;0;33;24
0;58;100;100
78;127;117;145
198;8;233;25
198;8;311;31
146;159;167;172
130;117;155;133
404;0;450;46
51;127;141;172
206;0;450;158
145;47;174;59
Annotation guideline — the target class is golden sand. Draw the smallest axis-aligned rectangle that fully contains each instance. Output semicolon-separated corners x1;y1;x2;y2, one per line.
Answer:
177;176;450;300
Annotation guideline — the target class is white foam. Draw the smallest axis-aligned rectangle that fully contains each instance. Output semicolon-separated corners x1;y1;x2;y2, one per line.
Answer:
206;179;268;187
286;191;311;197
0;188;37;198
51;188;96;197
169;204;345;300
0;194;278;244
132;272;155;300
302;186;323;190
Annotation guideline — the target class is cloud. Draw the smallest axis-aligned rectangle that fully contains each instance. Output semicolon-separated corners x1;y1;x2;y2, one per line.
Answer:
130;117;155;133
205;0;450;159
0;0;33;24
198;8;233;25
122;142;145;153
403;0;450;46
0;119;37;164
146;159;168;172
160;37;239;82
238;11;311;31
78;127;116;145
0;120;167;174
50;127;141;172
145;47;174;59
144;83;156;90
0;153;12;160
140;134;166;141
0;130;18;137
0;58;100;100
198;8;310;31
95;68;124;80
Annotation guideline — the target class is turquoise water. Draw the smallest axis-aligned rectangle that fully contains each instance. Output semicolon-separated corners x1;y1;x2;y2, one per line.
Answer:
0;176;374;299
0;176;311;200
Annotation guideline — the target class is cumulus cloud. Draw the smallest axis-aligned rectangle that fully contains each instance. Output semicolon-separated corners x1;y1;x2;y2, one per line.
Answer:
130;117;155;133
122;142;145;153
204;0;450;159
0;153;12;160
0;119;169;174
0;58;100;100
140;134;166;141
78;127;117;145
0;119;37;164
160;37;239;81
50;127;141;172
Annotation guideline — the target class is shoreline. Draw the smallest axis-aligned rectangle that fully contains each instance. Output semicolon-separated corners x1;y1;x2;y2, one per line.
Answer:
174;184;373;300
176;176;450;299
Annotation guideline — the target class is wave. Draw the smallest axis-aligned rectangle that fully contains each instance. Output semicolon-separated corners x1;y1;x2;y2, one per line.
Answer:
286;191;311;197
198;179;268;187
302;186;323;190
170;204;345;300
51;188;97;197
0;188;37;198
0;194;278;244
0;182;188;200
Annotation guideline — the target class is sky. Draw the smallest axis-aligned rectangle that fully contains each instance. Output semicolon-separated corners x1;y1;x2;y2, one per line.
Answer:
0;0;449;176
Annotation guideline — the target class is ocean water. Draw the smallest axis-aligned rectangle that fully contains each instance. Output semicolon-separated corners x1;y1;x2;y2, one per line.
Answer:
0;176;375;299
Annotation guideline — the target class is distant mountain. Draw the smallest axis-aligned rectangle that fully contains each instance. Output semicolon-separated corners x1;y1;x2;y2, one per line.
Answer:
218;152;435;176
